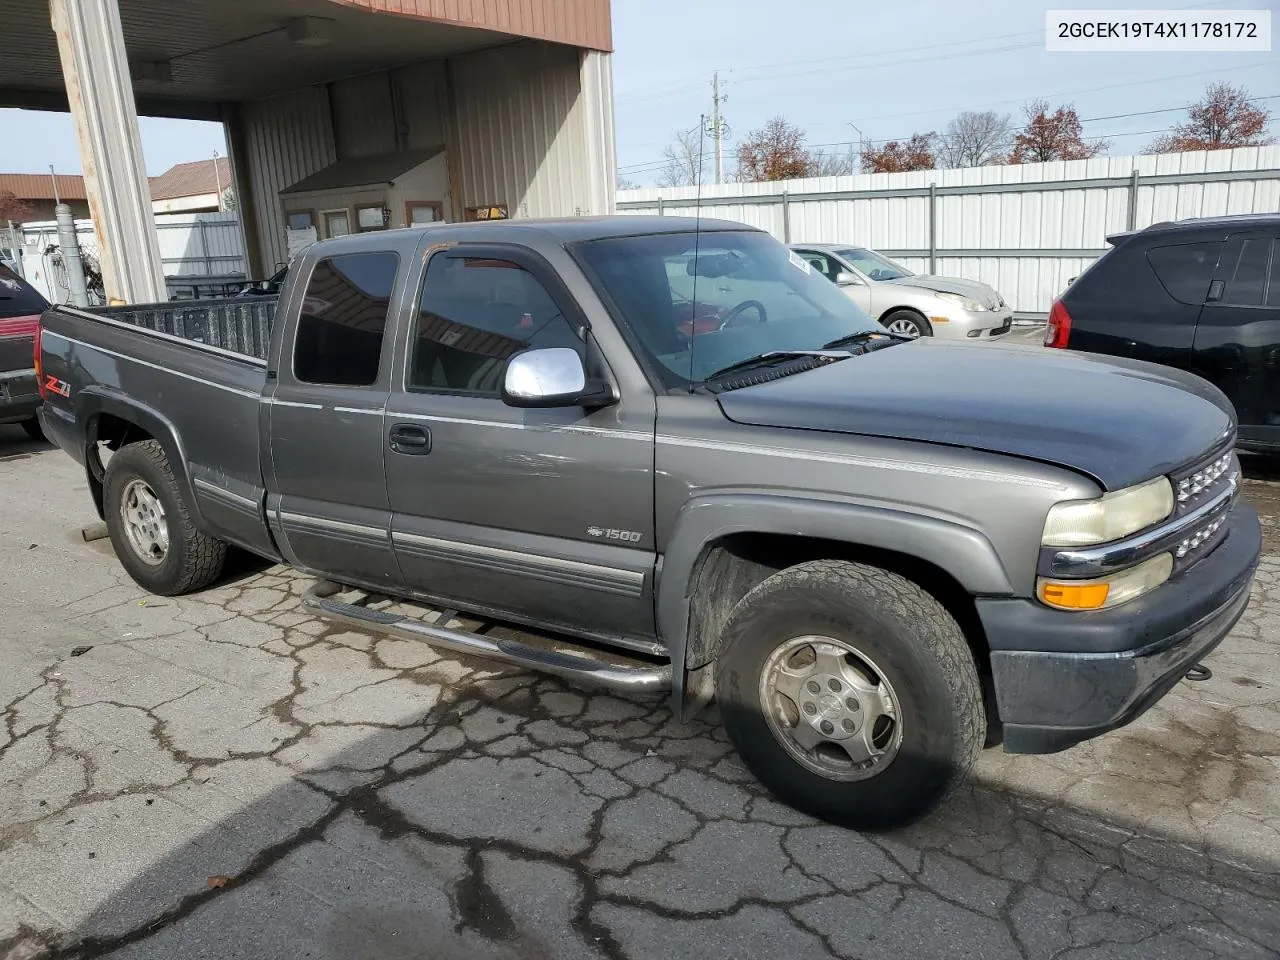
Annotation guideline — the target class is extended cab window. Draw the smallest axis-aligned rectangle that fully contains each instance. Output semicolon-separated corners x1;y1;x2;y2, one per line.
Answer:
1145;241;1221;306
409;254;583;395
293;252;399;386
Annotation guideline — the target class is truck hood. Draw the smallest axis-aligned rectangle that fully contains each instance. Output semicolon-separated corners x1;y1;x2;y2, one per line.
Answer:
886;274;1005;308
716;340;1235;490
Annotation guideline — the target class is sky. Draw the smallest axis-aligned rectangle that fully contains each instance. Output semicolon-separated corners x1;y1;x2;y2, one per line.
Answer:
0;0;1274;180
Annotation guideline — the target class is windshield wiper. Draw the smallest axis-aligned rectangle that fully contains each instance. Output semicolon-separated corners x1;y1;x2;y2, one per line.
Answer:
705;350;850;383
821;330;907;350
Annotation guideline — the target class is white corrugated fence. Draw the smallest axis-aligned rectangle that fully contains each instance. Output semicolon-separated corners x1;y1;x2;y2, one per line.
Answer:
17;211;248;304
617;146;1280;316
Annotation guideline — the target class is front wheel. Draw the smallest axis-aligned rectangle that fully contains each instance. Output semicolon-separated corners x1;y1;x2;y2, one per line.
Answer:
714;559;984;829
882;310;931;339
103;440;227;595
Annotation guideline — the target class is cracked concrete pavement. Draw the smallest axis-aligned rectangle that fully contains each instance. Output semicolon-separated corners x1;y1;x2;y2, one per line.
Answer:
1;422;1279;960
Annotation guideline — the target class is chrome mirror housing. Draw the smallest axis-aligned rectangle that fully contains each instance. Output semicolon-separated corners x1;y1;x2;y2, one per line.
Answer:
502;348;613;409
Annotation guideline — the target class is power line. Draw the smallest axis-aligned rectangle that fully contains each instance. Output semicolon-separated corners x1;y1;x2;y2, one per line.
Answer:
842;60;1277;126
615;30;1045;101
618;40;1041;103
1081;94;1280;124
619;57;1277;173
614;0;1242;103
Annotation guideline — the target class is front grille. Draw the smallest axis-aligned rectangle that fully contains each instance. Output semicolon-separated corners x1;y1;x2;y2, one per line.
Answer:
1171;445;1239;517
1167;443;1240;570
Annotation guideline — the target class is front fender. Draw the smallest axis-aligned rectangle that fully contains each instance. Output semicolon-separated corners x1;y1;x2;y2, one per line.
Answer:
75;385;206;529
657;494;1014;706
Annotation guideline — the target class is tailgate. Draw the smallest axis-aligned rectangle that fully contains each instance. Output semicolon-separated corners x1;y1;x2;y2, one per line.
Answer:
0;314;38;374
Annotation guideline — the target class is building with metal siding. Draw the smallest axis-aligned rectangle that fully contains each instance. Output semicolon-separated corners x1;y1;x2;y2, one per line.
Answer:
0;0;617;299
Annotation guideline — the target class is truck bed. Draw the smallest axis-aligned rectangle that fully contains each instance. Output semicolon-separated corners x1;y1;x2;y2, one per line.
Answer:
37;303;277;559
96;295;278;360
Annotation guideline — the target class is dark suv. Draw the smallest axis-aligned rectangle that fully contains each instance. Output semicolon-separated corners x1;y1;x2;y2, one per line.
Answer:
1;264;48;441
1045;214;1280;450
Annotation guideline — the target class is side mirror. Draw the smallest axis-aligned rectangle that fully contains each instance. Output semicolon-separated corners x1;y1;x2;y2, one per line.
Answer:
501;347;615;410
835;271;862;286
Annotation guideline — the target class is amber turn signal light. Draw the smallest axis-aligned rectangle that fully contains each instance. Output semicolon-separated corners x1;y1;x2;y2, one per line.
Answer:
1038;580;1110;610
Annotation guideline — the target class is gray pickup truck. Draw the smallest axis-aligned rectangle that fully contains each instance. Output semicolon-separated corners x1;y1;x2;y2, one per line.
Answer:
36;216;1261;829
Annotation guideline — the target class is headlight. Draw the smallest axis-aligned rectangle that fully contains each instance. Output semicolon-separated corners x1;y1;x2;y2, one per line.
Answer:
1042;477;1174;547
936;292;987;311
1038;553;1173;610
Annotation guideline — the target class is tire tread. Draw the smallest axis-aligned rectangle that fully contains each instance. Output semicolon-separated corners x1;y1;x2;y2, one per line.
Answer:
105;440;226;595
715;558;984;827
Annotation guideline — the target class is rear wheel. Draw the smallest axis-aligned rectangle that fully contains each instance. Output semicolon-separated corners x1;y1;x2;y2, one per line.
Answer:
882;310;931;339
103;440;226;595
21;417;44;441
714;559;984;829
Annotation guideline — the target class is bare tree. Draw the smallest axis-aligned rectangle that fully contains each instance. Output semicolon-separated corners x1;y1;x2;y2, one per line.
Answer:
657;127;705;188
861;133;937;173
0;190;35;224
810;146;858;177
736;117;817;182
938;111;1011;168
1009;100;1105;163
1146;82;1273;153
616;175;642;190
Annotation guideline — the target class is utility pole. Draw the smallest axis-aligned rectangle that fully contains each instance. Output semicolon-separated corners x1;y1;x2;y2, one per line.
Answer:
213;150;223;212
847;122;866;173
49;165;89;307
708;73;730;185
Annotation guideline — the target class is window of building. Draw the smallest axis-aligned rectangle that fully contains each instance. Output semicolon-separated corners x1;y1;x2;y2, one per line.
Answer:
322;209;351;239
356;204;388;232
407;202;444;226
464;205;510;222
409;254;582;395
293;252;399;386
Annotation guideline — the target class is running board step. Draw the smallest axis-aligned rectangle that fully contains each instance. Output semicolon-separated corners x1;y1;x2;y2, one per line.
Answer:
301;581;671;695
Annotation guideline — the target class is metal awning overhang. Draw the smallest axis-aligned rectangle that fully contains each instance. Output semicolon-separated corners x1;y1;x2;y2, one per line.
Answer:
0;0;610;119
280;148;445;195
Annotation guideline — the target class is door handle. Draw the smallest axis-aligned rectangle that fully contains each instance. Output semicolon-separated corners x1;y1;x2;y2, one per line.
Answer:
1206;280;1225;303
389;423;431;455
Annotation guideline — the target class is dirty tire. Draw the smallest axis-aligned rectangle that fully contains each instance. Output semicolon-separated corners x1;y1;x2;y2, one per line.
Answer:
714;559;984;830
882;309;931;338
21;417;44;441
103;440;226;596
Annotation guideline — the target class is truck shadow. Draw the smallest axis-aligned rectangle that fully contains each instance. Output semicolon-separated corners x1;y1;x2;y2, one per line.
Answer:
0;423;51;455
215;546;278;586
18;655;1279;960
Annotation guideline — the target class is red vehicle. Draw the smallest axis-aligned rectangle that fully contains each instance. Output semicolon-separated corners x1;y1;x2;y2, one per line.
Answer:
0;264;48;441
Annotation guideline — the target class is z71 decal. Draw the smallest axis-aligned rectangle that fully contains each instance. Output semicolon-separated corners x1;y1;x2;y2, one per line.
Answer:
44;375;71;398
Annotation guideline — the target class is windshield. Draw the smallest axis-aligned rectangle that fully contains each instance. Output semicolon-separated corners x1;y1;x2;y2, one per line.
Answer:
835;247;914;281
576;230;882;387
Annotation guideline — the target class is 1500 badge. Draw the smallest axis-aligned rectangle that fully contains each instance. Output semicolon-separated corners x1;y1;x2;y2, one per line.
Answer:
587;527;642;543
